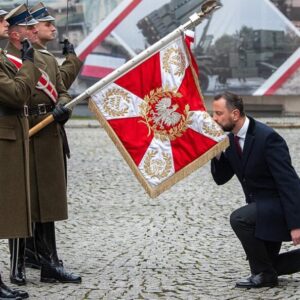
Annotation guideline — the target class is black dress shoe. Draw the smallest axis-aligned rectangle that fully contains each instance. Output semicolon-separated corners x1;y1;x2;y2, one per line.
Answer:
0;283;28;299
236;272;278;288
40;264;81;283
0;285;22;299
236;274;254;285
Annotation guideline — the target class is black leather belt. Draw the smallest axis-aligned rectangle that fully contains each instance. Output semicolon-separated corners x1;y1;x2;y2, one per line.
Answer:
0;105;27;117
27;103;54;116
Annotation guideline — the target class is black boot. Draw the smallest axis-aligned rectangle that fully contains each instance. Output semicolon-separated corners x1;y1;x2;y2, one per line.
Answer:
0;274;25;299
24;234;40;270
25;223;64;270
40;263;81;283
32;222;81;283
0;286;21;299
9;239;26;286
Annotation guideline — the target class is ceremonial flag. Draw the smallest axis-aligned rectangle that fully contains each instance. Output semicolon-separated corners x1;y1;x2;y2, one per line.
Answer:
89;32;229;198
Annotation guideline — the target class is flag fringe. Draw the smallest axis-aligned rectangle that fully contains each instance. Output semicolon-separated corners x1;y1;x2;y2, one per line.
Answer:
149;137;229;198
89;99;229;198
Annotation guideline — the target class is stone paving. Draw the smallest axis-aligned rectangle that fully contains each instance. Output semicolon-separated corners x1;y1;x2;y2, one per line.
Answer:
1;118;300;299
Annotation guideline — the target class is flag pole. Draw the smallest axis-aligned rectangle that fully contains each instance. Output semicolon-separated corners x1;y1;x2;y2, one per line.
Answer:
29;0;221;137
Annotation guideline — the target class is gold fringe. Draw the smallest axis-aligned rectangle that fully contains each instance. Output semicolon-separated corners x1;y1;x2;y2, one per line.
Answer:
148;137;229;198
89;98;229;198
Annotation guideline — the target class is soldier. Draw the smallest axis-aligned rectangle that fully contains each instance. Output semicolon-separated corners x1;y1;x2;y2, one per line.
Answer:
24;1;83;272
5;4;81;285
0;7;41;300
30;2;83;90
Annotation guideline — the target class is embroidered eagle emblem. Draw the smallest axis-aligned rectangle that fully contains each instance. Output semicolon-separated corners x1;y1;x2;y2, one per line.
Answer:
151;97;181;127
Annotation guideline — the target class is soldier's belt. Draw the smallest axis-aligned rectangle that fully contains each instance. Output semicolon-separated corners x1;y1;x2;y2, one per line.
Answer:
0;105;28;117
27;103;54;116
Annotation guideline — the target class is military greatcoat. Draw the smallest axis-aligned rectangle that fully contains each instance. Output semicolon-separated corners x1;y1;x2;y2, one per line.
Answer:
59;53;83;90
6;42;71;223
0;50;41;238
34;44;83;90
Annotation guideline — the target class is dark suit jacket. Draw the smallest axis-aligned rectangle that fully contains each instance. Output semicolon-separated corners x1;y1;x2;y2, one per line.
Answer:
211;117;300;242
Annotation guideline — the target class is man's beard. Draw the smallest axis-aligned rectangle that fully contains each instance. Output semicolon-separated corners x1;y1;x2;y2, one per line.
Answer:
220;122;235;132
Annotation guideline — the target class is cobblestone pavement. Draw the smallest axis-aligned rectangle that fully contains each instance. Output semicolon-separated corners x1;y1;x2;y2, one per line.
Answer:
1;118;300;299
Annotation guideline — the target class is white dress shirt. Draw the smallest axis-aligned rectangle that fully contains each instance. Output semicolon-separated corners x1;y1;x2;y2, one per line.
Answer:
235;116;249;151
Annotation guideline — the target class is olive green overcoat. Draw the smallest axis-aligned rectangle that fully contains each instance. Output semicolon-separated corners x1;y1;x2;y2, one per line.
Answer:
0;50;41;238
6;43;71;223
59;53;83;90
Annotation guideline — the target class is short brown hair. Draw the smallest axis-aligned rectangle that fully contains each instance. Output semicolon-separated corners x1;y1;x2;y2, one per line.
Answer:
214;91;245;117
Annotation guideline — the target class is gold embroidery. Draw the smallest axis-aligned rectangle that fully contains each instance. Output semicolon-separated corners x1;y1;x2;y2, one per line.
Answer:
139;87;192;141
202;111;224;138
162;47;185;76
102;88;130;117
144;150;172;180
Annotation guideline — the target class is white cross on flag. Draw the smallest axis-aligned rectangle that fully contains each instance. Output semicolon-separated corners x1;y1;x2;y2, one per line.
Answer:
89;33;229;198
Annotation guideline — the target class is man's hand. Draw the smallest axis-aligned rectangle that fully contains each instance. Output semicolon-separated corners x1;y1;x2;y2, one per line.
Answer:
21;39;34;62
291;228;300;246
61;39;76;56
52;104;71;125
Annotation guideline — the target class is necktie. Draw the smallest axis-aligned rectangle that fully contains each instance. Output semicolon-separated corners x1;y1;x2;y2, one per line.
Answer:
234;135;242;157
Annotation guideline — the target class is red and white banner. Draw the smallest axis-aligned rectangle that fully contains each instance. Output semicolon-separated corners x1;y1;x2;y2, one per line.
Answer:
81;54;126;79
254;46;300;96
76;0;141;61
89;34;229;197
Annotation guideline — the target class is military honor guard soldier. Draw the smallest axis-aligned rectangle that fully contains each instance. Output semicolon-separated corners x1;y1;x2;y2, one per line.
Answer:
29;2;83;91
5;4;81;286
23;2;83;274
0;7;42;300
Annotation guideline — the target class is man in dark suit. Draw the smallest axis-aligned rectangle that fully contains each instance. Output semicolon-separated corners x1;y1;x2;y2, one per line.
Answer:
211;91;300;288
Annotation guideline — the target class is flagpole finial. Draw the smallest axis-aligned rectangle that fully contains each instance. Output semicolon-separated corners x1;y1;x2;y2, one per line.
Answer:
200;0;222;16
188;0;222;27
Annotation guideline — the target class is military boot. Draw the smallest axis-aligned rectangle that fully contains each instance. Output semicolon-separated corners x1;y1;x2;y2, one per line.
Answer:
32;222;81;283
24;234;40;270
0;274;23;299
0;275;28;299
9;239;26;286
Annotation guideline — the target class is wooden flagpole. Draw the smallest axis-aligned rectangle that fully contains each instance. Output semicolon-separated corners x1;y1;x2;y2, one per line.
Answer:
29;0;222;137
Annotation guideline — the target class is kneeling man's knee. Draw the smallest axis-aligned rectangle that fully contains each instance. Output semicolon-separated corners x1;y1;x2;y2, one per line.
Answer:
230;208;243;230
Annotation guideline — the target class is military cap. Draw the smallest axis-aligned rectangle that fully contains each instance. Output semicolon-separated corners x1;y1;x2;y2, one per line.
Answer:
0;9;8;17
30;2;55;22
5;4;38;26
